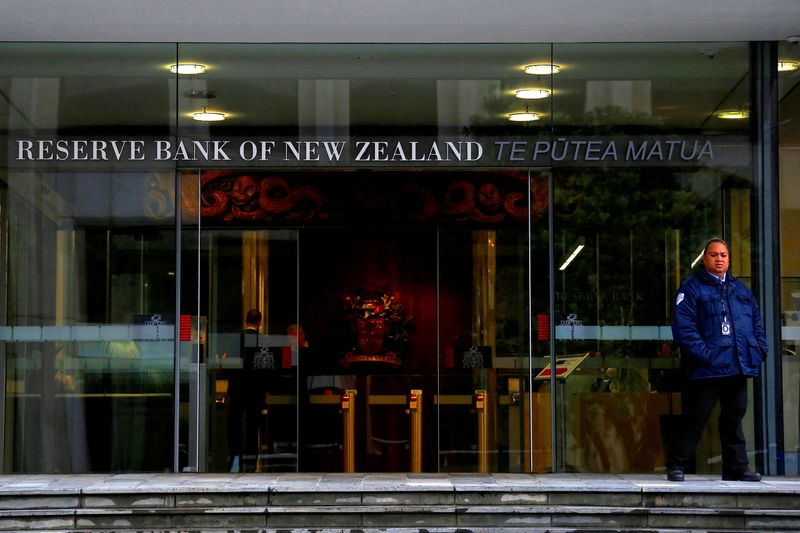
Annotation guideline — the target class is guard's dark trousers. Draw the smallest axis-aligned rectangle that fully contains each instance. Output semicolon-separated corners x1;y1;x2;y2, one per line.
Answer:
667;374;749;476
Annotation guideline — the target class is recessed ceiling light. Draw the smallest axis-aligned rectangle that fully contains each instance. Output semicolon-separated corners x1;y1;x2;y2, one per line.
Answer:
515;88;551;99
192;107;226;122
716;110;748;120
777;60;799;72
524;64;560;75
508;111;541;122
170;63;206;75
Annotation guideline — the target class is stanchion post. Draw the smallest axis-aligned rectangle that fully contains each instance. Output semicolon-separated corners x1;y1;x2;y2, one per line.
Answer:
475;389;489;473
341;389;357;473
408;389;423;472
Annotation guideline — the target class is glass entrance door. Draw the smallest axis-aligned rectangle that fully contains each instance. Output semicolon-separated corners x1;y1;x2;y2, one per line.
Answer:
185;168;542;473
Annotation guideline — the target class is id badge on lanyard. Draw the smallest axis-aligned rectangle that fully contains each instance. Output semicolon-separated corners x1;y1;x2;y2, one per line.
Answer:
721;296;731;336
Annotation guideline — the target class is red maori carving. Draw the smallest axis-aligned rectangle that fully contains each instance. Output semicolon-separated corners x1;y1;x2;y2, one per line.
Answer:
200;190;229;218
231;204;266;220
503;191;529;222
286;185;325;221
471;182;506;223
258;177;294;213
442;180;476;216
230;175;258;205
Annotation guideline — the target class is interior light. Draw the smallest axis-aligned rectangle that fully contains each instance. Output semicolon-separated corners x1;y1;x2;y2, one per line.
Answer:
192;107;226;122
777;61;799;72
515;88;551;99
508;111;541;122
524;64;560;75
559;244;585;271
690;250;704;269
716;110;748;120
170;63;206;75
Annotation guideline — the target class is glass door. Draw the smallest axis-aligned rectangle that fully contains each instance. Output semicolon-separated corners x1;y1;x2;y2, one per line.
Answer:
187;168;542;473
181;170;299;473
298;228;435;472
436;171;547;473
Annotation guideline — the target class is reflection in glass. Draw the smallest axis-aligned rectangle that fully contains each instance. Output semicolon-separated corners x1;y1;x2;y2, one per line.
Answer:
551;42;755;474
778;40;800;476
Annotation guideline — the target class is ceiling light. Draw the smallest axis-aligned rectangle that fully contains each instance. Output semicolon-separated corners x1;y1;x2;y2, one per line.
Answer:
170;63;206;75
716;110;748;120
524;64;560;75
777;61;799;72
515;88;551;99
192;107;226;122
508;111;541;122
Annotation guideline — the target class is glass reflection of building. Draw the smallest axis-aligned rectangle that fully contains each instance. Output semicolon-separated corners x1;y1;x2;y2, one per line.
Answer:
0;40;798;476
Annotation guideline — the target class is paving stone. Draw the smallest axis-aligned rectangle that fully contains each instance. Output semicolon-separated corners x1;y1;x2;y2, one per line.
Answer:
645;492;738;508
550;508;648;529
362;491;453;505
267;511;362;528
0;495;80;509
746;514;800;530
82;493;174;508
548;491;642;507
0;516;74;530
269;492;362;506
176;493;268;507
171;512;267;528
736;493;800;510
647;510;746;530
361;511;457;528
456;511;551;527
75;512;171;529
455;491;547;505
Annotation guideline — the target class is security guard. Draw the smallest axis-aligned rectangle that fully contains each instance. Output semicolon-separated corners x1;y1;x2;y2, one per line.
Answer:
667;238;768;482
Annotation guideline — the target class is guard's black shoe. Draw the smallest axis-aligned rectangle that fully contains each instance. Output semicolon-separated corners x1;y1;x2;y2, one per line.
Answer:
722;470;762;482
667;469;685;482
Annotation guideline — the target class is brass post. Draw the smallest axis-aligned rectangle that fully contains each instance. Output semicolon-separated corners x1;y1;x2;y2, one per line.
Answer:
523;391;531;473
475;389;489;473
409;389;423;472
507;377;522;472
342;389;357;473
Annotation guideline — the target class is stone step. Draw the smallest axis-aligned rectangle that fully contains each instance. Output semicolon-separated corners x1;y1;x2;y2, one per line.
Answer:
2;503;800;531
0;473;798;531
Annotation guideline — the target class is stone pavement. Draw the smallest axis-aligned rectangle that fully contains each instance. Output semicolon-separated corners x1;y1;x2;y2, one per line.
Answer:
0;472;798;531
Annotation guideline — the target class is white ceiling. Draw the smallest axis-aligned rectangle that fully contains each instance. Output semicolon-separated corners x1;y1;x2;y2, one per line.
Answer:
1;0;799;44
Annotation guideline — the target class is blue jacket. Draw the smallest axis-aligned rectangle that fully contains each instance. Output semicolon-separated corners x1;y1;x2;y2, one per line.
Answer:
672;268;768;379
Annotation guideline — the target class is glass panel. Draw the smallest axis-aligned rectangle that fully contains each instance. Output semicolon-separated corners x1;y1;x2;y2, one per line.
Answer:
174;42;552;473
174;42;556;138
778;40;800;476
431;169;540;473
180;170;299;473
552;42;754;473
0;43;176;472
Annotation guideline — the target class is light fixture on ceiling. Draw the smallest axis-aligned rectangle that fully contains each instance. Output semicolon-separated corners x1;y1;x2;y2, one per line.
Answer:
192;106;226;122
559;238;585;271
777;60;799;72
515;88;551;99
524;64;560;75
716;109;749;120
170;63;207;75
508;106;541;122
